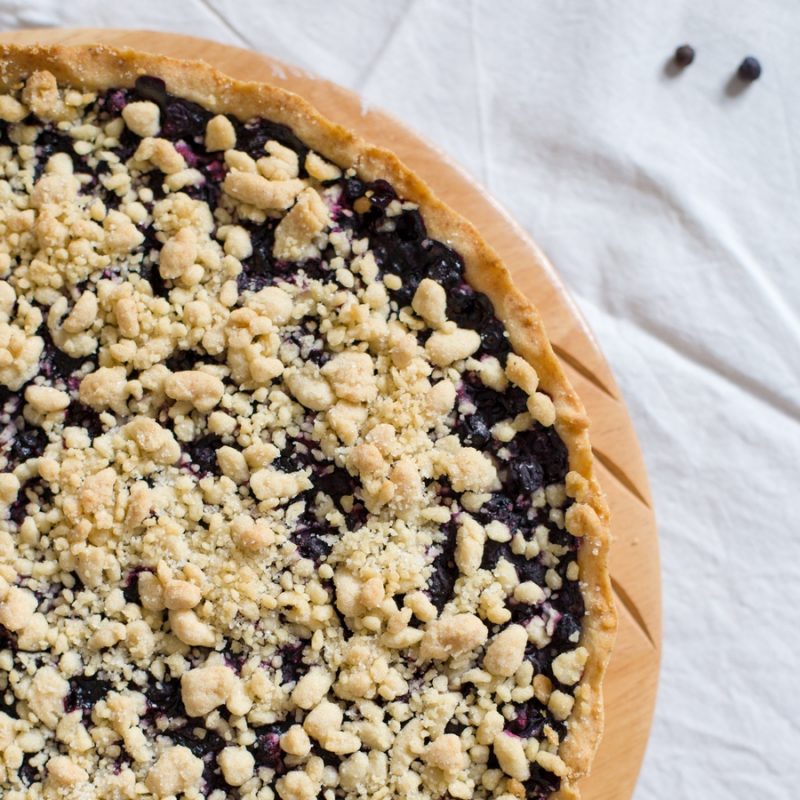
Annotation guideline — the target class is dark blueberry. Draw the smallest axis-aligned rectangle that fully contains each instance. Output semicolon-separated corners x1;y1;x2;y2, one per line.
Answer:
463;374;528;428
512;425;569;485
509;457;545;494
182;433;224;476
204;158;227;182
480;318;511;361
122;567;153;605
310;741;343;769
547;520;578;550
273;438;316;473
371;238;427;306
38;327;90;382
424;240;464;286
394;209;427;242
7;477;53;525
169;724;226;758
366;179;397;209
476;494;524;533
34;128;78;176
103;89;129;114
5;489;26;525
165;348;223;373
66;675;112;714
165;99;209;141
673;44;695;67
8;427;48;466
184;176;220;209
554;578;586;621
447;287;494;331
316;465;357;506
200;765;229;796
291;516;333;562
64;402;103;439
278;641;308;685
480;538;507;573
251;724;289;771
304;344;329;366
237;222;279;292
173;140;198;167
737;56;762;81
0;679;18;719
221;647;248;675
426;523;458;612
444;719;466;735
0;384;12;411
134;76;168;107
108;124;141;169
524;763;561;798
505;701;545;738
343;178;365;202
344;502;368;532
458;412;491;449
525;640;552;677
145;677;186;719
553;611;582;646
514;556;546;587
18;753;41;786
135;245;171;298
162;98;211;141
234;118;308;166
299;257;332;284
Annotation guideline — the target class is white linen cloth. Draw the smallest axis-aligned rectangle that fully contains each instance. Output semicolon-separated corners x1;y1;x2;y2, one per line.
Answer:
0;1;798;797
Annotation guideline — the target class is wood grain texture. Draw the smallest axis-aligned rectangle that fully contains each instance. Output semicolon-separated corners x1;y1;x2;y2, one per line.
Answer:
0;29;662;799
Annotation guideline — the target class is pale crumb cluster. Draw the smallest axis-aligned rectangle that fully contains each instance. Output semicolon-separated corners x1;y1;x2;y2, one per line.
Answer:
0;69;592;800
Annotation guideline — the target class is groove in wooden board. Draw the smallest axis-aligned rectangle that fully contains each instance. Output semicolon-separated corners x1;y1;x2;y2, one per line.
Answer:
552;342;618;400
0;30;662;799
593;446;652;509
611;577;656;649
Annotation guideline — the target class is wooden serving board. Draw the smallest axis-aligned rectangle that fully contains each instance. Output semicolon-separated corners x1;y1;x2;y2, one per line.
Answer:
0;28;662;799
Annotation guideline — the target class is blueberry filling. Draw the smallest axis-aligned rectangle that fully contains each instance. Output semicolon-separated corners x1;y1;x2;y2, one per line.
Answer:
457;410;492;449
122;566;153;605
250;723;289;771
66;675;112;717
426;521;459;612
145;677;186;720
278;640;310;685
134;76;213;143
182;433;225;476
6;426;48;469
506;700;547;738
7;477;53;526
63;402;103;439
37;327;92;383
291;512;334;562
525;765;563;799
18;754;41;787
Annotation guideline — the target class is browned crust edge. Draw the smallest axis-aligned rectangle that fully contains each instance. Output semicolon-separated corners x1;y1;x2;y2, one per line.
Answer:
0;42;617;799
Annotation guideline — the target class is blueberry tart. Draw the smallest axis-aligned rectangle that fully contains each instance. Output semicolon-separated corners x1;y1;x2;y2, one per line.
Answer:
0;45;616;800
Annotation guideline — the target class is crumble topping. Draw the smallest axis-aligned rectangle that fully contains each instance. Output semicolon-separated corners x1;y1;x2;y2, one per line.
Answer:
0;69;594;800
